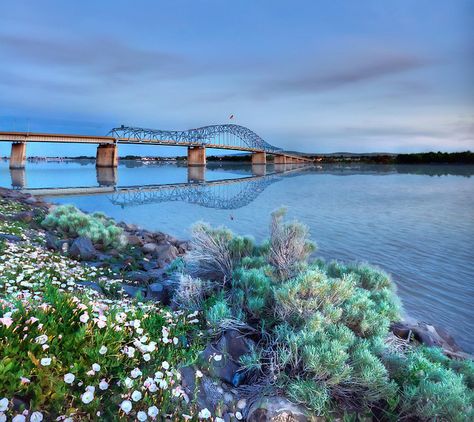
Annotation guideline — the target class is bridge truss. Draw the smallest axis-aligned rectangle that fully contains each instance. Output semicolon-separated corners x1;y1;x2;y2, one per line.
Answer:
108;124;281;153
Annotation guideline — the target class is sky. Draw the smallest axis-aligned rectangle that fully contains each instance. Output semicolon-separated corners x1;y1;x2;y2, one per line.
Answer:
0;0;473;156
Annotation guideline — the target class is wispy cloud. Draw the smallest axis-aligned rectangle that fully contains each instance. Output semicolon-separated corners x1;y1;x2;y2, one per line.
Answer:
253;52;429;97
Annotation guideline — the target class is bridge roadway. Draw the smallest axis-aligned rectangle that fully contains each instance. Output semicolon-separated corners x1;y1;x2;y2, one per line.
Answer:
0;124;314;168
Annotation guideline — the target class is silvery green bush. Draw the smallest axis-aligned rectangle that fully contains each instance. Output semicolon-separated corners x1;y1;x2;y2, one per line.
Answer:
42;205;127;249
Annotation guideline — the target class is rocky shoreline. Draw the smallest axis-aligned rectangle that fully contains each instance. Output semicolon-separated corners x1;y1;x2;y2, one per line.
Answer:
0;186;472;421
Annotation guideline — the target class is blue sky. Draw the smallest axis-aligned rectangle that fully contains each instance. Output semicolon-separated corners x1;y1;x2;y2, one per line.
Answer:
0;0;473;156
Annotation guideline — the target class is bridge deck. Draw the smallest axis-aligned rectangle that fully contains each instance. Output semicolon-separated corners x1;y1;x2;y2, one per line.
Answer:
0;131;313;161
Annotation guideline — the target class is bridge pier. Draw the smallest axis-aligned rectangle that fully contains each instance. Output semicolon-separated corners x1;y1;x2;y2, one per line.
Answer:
274;155;286;164
10;142;27;169
251;151;266;165
96;144;118;167
188;146;206;166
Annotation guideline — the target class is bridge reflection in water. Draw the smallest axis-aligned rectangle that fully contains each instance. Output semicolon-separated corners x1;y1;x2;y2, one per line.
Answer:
15;163;312;211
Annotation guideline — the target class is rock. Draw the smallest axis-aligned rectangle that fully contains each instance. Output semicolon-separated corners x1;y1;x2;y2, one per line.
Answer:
155;243;178;266
77;281;104;295
126;270;151;284
14;210;35;223
0;233;22;242
180;367;229;414
217;330;256;363
24;196;38;204
200;343;241;386
121;284;146;299
45;232;59;250
146;268;167;281
142;242;158;254
247;396;311;422
391;320;462;353
127;234;143;246
69;236;96;260
146;280;174;304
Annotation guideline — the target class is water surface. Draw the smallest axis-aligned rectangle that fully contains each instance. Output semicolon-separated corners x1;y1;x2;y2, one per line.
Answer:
1;160;473;352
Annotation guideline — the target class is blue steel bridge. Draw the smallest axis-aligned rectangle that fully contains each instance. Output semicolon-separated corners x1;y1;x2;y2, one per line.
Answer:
0;124;314;168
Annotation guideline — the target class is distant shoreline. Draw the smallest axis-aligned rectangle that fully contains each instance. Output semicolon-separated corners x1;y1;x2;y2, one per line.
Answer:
1;150;473;164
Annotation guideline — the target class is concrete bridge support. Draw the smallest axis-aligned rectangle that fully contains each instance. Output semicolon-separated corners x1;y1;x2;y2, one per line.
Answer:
188;146;206;166
96;144;118;167
10;142;27;169
274;155;286;164
251;151;266;165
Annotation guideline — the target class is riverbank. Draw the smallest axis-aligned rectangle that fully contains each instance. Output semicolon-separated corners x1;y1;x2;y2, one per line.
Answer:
1;187;473;421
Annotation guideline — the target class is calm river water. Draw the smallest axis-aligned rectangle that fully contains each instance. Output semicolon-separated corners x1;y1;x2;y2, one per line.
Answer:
1;160;473;352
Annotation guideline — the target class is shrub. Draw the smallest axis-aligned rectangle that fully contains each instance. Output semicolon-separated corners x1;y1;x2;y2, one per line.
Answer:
172;273;207;311
42;205;127;249
179;213;473;420
186;222;255;282
385;347;474;420
268;208;315;280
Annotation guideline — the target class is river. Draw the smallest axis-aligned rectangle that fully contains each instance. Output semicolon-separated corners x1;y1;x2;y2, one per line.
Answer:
1;159;473;352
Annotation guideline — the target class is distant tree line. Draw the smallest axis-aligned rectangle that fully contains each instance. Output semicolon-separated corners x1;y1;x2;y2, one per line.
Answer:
394;151;473;164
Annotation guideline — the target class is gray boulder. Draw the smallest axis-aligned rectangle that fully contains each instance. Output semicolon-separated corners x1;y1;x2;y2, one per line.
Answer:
77;281;104;295
45;232;59;250
69;236;96;260
0;233;22;242
247;396;311;422
121;284;146;299
155;243;178;266
146;280;174;304
126;270;151;284
391;320;462;353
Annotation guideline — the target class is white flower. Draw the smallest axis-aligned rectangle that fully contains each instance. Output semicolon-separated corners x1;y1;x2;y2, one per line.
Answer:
99;345;107;355
235;411;243;420
131;390;142;402
120;400;132;414
124;377;134;388
131;368;142;378
0;398;8;412
143;353;151;362
92;363;101;372
195;370;203;378
148;406;159;418
64;373;75;384
137;411;148;421
154;371;163;379
81;390;94;404
161;361;170;370
99;379;109;390
40;357;51;366
198;408;212;419
30;411;43;422
79;313;89;323
0;412;6;422
213;354;222;361
35;335;48;345
148;383;158;392
12;415;26;422
215;418;225;422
